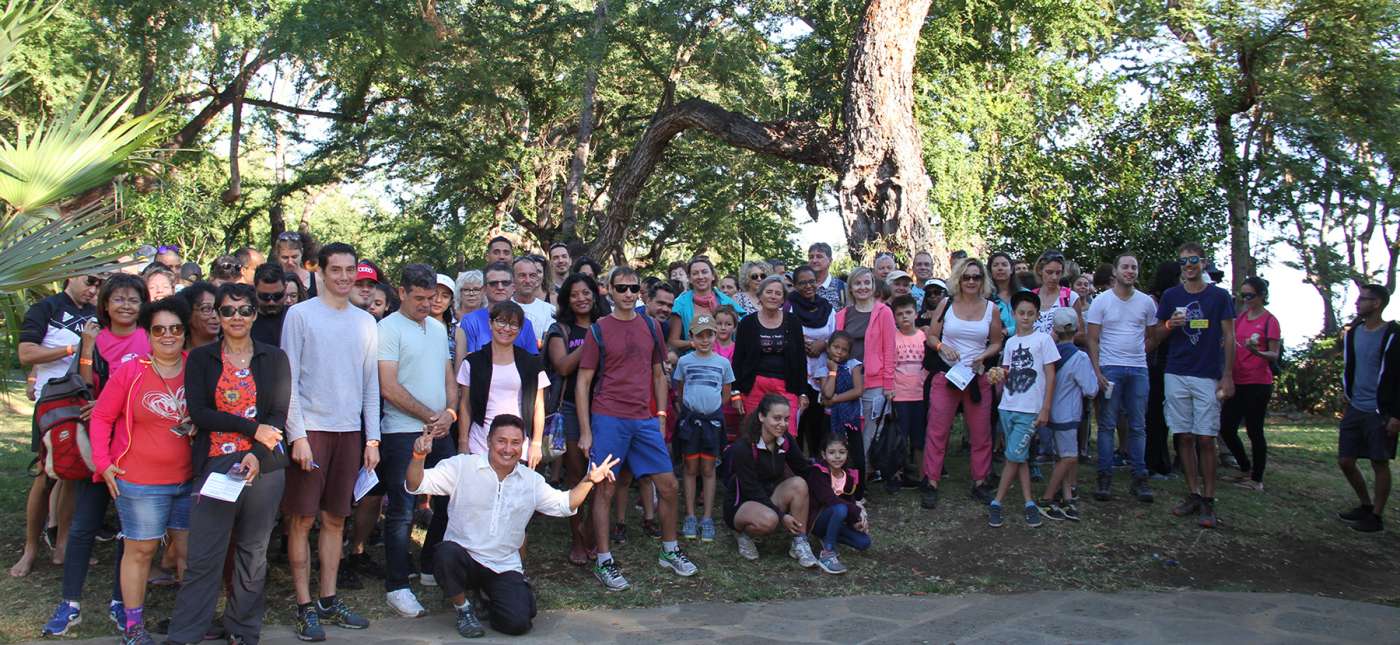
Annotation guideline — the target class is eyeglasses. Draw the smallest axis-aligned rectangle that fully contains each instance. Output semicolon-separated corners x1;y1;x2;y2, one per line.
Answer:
109;296;143;307
749;273;765;281
612;283;642;293
486;280;512;288
195;304;215;314
257;291;285;302
491;318;521;331
218;305;256;318
1239;292;1257;300
796;279;816;287
84;276;104;287
149;323;185;337
460;287;483;294
1178;256;1203;266
215;260;242;272
961;273;985;282
276;232;302;241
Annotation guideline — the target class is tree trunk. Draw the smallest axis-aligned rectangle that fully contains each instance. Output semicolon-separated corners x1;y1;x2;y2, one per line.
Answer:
561;0;607;244
837;0;942;270
1215;114;1252;290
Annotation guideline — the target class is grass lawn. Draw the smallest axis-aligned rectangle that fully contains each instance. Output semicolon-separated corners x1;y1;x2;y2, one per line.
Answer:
1;398;1398;643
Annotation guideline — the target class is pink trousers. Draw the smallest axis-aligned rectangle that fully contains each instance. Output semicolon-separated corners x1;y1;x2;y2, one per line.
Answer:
922;372;993;484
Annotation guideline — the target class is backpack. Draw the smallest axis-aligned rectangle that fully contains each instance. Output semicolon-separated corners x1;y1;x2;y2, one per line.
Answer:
589;315;663;390
36;361;95;480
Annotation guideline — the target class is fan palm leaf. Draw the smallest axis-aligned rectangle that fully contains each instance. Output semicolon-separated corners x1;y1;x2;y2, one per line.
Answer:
0;199;127;291
0;0;56;98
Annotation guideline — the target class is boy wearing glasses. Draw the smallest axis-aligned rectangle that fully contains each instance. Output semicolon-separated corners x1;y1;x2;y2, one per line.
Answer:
1155;242;1235;529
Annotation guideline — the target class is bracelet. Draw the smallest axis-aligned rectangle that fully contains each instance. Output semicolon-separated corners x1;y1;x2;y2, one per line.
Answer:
65;345;75;356
79;358;93;367
412;451;429;460
730;393;742;401
445;408;458;421
934;341;943;351
657;410;668;418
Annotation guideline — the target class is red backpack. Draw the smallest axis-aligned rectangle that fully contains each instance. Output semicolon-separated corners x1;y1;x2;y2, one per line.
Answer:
35;362;95;480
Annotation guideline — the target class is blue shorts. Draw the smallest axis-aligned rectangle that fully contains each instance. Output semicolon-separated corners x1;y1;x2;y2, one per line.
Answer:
999;411;1037;464
677;408;724;459
560;400;582;442
589;414;672;478
114;480;193;540
1047;421;1079;459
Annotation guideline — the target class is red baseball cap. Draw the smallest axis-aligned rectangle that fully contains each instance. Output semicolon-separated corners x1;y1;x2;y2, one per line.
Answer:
356;262;379;283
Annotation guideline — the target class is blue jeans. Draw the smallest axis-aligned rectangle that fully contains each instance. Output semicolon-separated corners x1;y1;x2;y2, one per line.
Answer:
61;478;122;603
813;504;872;553
1097;365;1148;477
377;433;420;592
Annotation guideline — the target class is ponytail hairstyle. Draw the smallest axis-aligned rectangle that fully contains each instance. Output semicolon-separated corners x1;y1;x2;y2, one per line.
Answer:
739;393;792;445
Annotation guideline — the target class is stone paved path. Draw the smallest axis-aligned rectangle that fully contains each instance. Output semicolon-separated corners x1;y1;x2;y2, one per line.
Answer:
38;592;1400;644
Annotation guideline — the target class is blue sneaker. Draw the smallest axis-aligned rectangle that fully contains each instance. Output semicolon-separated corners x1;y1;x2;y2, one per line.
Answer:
988;502;1004;528
42;601;82;636
681;515;698;540
109;600;126;630
699;517;716;542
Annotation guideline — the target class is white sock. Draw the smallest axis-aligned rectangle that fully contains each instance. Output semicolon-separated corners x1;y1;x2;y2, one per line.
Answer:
596;551;612;566
662;540;679;552
66;600;80;611
454;599;470;611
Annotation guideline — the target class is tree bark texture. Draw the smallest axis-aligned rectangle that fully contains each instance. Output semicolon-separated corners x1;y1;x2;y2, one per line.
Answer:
561;0;607;244
837;0;940;268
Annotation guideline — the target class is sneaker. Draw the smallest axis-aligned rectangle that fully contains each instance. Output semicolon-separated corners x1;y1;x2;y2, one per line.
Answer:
228;634;249;645
1149;472;1174;481
1093;472;1112;501
385;589;427;618
641;517;662;539
970;483;994;505
1113;451;1129;469
42;601;82;636
789;538;818;568
1198;499;1218;529
109;600;126;630
658;548;698;577
43;525;57;551
122;625;155;645
346;552;384;579
316;599;369;630
453;604;485;639
610;523;628;546
1339;504;1375;523
988;503;1004;528
1130;476;1154;503
1024;503;1044;528
736;534;759;561
1061;501;1081;521
1233;479;1264;492
293;607;325;642
593;559;630;591
96;523;118;542
699;517;716;542
1172;493;1203;517
418;572;437;587
1037;501;1066;521
335;563;362;590
815;549;847;575
920;481;940;509
1351;513;1384;533
681;516;699;540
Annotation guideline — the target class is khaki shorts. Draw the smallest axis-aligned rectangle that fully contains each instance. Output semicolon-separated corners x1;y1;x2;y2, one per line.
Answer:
1164;374;1220;437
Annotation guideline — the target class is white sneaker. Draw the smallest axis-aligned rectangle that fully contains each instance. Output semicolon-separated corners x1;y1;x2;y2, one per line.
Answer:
418;573;437;587
386;589;428;618
789;537;818;568
736;534;759;561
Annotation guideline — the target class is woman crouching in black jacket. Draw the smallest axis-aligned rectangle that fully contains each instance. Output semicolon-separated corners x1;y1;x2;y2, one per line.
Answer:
723;393;819;569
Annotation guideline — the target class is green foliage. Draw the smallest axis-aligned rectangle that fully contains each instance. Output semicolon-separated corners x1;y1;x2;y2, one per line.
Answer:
1273;334;1343;417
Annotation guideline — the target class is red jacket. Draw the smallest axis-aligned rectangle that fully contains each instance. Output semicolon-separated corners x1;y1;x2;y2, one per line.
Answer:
89;355;191;483
837;302;896;390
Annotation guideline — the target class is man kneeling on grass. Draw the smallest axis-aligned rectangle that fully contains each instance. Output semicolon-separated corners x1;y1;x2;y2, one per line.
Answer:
406;414;618;638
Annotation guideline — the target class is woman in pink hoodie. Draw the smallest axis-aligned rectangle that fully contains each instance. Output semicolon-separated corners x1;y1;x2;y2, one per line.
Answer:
835;267;896;474
89;297;194;645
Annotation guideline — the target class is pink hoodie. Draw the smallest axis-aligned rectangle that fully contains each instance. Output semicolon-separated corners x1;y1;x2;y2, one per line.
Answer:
88;355;192;485
836;302;896;390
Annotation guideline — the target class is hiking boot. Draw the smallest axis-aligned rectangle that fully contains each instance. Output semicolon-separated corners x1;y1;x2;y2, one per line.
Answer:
920;481;940;509
453;604;485;639
122;625;155;645
316;598;369;629
736;534;759;561
970;482;994;505
293;607;325;642
641;517;662;539
1130;476;1154;503
699;517;716;542
1198;499;1218;529
1037;500;1066;521
681;515;699;540
1024;503;1044;528
658;548;698;577
610;523;628;546
593;559;630;591
1351;513;1384;533
988;503;1004;528
816;549;847;575
42;601;81;636
1061;501;1081;522
789;538;818;568
1093;472;1112;501
1339;505;1374;523
1172;493;1203;517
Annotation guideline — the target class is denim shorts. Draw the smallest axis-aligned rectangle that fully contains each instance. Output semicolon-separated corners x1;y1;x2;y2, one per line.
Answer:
999;410;1037;464
114;480;193;540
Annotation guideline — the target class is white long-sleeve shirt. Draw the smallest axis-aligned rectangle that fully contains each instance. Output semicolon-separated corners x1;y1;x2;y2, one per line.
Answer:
281;297;381;442
410;453;574;573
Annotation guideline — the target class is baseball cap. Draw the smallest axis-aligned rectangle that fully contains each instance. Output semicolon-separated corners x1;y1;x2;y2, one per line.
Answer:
1052;307;1078;332
924;278;947;291
691;314;718;335
887;270;912;283
436;274;454;292
356;262;380;283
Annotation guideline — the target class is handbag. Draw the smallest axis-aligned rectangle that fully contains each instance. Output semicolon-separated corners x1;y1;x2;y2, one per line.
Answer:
537;412;567;464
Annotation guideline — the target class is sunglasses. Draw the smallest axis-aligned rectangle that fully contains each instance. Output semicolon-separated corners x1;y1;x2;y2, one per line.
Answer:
962;273;985;282
156;244;180;254
612;283;642;293
749;273;766;281
219;305;256;318
150;323;185;337
1178;256;1203;266
257;290;285;302
215;260;242;271
491;318;521;330
277;231;302;241
1041;251;1065;263
486;279;513;288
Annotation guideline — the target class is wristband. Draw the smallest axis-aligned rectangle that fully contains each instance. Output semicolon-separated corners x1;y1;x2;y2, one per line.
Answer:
66;344;75;356
445;408;458;421
730;393;742;401
934;341;943;351
412;450;429;459
79;358;93;367
657;410;668;418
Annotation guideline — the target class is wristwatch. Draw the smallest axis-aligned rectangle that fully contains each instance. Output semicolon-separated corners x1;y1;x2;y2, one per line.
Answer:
365;440;381;448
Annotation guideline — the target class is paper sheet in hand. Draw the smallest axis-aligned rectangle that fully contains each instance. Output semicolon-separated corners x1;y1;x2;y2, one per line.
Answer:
945;363;975;390
199;472;246;502
353;467;379;502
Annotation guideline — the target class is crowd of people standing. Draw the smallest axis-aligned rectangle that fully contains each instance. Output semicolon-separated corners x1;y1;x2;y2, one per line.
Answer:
11;230;1396;643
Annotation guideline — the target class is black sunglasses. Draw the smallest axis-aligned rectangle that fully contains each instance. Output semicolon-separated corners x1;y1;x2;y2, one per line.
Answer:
257;291;285;302
612;283;642;293
486;279;512;288
218;305;256;318
277;231;302;241
1178;256;1203;266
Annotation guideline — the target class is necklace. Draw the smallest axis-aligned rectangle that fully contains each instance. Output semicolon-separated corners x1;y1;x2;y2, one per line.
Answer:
222;340;252;366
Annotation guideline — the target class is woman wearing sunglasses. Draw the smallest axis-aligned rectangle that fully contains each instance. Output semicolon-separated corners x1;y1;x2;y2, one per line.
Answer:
1220;276;1279;492
733;260;771;316
165;283;290;645
88;297;195;645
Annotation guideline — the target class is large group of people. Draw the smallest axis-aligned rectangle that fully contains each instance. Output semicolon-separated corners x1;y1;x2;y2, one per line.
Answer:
11;230;1395;643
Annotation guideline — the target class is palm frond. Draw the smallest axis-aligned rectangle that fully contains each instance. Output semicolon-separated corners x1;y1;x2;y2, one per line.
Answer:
0;0;58;99
0;199;130;291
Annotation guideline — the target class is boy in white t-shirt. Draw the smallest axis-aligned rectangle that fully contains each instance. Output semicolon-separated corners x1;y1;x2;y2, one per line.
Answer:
989;291;1059;529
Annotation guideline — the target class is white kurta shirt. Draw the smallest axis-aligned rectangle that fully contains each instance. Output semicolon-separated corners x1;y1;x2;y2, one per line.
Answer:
409;453;574;573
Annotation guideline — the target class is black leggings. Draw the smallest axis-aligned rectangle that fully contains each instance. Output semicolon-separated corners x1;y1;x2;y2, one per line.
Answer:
1220;383;1271;482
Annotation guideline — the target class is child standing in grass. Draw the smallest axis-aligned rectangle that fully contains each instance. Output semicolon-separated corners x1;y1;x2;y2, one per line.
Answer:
806;434;870;575
673;315;735;542
990;291;1058;528
1036;308;1099;522
889;294;927;492
821;331;865;446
